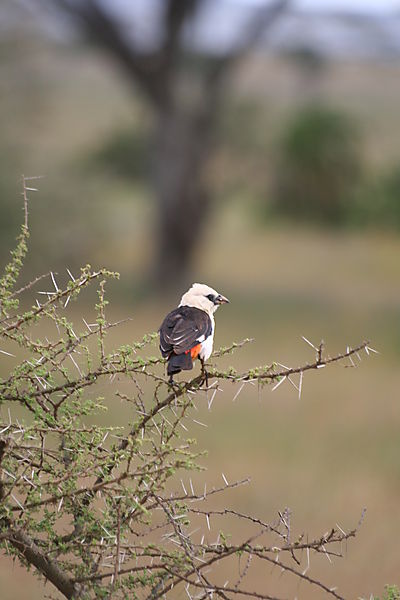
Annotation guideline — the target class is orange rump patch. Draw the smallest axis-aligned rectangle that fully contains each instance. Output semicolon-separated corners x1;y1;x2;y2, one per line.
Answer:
185;344;202;359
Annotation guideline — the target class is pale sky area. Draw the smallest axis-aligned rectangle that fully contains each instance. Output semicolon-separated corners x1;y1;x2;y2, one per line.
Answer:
102;0;400;15
5;0;399;59
261;0;400;11
89;0;400;58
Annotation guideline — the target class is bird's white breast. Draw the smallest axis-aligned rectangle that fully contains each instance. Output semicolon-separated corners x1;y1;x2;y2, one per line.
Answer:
199;316;214;361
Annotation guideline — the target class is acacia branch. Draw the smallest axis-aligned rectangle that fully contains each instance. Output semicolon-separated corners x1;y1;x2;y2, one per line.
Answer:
209;339;369;383
5;520;78;599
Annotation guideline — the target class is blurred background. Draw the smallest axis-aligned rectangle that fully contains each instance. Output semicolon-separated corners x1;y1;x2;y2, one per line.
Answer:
1;0;400;597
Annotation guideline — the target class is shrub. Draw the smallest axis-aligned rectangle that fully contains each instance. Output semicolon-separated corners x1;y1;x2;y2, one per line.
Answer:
0;179;371;599
271;104;362;225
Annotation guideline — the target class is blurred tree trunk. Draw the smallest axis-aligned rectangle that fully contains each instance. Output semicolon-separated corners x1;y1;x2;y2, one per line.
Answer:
153;107;212;286
44;0;288;290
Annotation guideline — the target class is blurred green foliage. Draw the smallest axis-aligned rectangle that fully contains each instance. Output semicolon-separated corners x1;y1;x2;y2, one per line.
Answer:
271;104;363;225
89;128;150;182
351;166;400;231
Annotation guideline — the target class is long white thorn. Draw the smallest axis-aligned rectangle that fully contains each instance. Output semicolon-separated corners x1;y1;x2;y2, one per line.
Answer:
50;271;59;292
0;349;15;357
232;382;245;402
301;335;318;351
366;346;379;354
302;547;310;575
271;376;286;392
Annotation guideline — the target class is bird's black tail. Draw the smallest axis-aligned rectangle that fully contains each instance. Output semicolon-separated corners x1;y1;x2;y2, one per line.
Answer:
167;353;193;376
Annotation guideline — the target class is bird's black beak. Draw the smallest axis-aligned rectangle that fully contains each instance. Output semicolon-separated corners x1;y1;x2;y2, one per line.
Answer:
215;294;230;305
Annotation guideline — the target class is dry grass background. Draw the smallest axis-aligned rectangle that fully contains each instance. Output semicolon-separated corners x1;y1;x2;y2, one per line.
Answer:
1;31;400;599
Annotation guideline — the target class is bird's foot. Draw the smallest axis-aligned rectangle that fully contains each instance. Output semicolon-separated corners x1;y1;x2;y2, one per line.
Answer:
199;359;209;388
203;371;209;388
168;375;179;392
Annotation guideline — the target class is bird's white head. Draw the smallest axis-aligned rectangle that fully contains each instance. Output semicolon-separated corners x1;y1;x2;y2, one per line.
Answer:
179;283;230;315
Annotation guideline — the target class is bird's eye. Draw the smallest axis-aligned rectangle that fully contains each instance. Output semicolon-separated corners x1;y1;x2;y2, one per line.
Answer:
206;294;216;302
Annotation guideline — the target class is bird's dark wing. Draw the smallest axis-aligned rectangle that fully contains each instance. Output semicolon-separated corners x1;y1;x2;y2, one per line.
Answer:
159;306;212;357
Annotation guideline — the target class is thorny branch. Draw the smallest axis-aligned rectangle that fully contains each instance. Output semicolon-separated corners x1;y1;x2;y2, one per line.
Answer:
0;183;373;599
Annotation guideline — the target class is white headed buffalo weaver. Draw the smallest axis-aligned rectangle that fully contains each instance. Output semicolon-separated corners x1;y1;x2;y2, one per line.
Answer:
159;283;229;382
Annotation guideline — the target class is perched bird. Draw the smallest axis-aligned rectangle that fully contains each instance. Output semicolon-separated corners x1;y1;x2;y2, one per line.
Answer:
159;283;229;382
